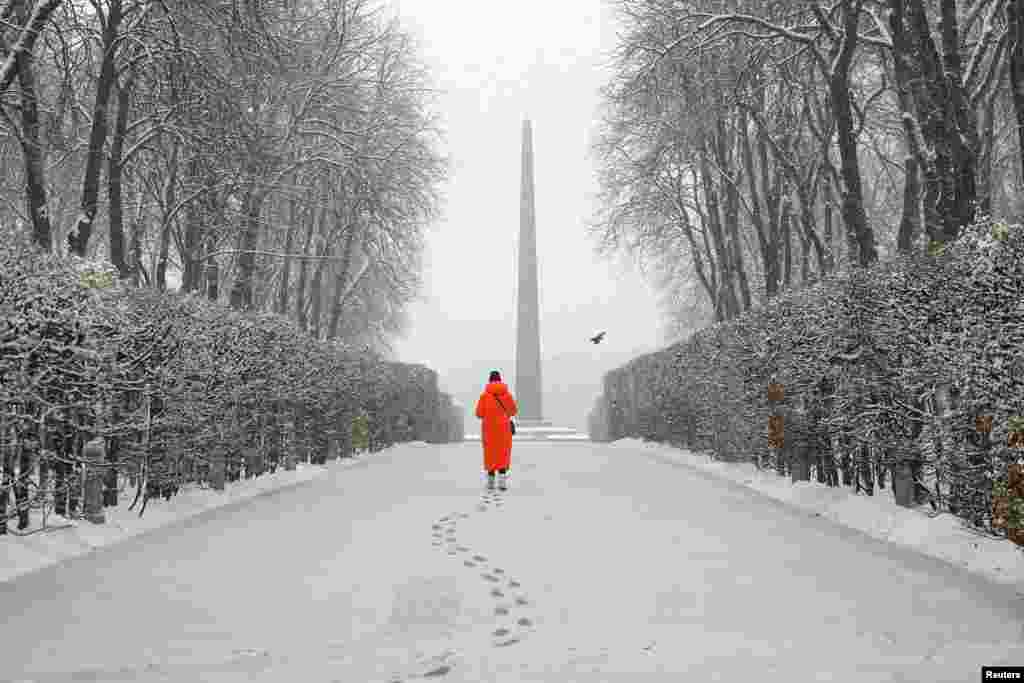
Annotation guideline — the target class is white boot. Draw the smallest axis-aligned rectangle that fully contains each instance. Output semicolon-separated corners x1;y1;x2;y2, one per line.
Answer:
498;471;508;490
486;472;495;489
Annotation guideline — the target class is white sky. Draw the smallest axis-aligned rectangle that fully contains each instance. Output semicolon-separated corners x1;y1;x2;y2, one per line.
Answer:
386;0;664;379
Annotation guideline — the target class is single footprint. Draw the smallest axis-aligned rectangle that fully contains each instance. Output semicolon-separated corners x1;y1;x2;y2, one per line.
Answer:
431;525;442;531
514;596;528;606
422;664;452;678
493;627;511;637
472;555;487;562
456;546;469;552
463;560;476;567
508;580;521;588
482;573;500;582
494;606;510;616
447;550;457;555
516;617;533;627
492;568;505;575
491;588;504;598
494;636;521;648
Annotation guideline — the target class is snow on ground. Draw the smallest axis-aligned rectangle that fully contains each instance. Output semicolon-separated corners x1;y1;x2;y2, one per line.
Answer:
607;437;1024;590
0;447;405;586
0;439;1021;682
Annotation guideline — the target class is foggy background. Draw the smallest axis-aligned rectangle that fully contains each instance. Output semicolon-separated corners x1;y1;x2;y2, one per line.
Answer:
387;1;665;430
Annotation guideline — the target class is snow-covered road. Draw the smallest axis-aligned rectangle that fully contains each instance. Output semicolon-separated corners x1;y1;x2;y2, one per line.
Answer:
1;440;1022;682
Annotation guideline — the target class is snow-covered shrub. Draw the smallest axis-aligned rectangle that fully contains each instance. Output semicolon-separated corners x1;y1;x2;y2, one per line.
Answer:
596;219;1024;544
0;240;458;531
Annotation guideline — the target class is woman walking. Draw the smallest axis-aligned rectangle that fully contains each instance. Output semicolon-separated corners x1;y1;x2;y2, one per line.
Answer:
475;370;518;489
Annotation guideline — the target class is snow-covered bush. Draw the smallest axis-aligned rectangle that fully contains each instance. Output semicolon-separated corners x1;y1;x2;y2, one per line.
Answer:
594;219;1024;544
0;243;461;533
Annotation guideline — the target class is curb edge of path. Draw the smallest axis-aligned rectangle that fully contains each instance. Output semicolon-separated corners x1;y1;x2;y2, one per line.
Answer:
622;443;1024;602
0;448;406;588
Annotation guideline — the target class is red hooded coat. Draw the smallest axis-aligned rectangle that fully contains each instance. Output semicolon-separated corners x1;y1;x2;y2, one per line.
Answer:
475;381;518;472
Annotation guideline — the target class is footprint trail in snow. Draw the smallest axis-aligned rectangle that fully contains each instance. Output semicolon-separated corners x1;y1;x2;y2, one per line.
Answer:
429;485;537;651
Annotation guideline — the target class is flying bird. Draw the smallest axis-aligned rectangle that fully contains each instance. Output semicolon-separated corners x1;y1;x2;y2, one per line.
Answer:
589;331;606;345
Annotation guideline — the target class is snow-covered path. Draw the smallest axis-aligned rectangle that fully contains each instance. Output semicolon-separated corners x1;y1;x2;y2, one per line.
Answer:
1;441;1022;682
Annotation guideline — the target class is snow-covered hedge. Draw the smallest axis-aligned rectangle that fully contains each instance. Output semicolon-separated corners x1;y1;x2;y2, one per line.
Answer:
589;220;1024;544
0;237;462;534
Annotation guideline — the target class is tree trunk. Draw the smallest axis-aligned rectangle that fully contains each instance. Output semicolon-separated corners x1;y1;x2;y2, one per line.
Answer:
277;196;297;315
155;142;178;291
823;191;837;272
902;0;976;246
795;185;826;278
327;219;361;339
798;216;811;283
130;189;145;286
739;114;776;299
830;0;877;267
782;204;793;288
896;157;922;254
699;147;734;319
205;230;220;301
840;450;854;487
0;415;10;535
682;203;716;307
713;122;741;317
976;92;996;218
14;424;34;530
180;160;206;293
760;132;784;297
939;0;979;232
107;74;132;277
229;188;264;310
294;204;321;330
310;260;324;340
14;1;52;253
68;0;122;257
728;211;752;310
1008;0;1024;184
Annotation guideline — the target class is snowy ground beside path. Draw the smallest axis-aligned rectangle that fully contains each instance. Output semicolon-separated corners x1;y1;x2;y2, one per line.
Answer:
607;437;1024;590
0;439;1021;682
0;445;413;586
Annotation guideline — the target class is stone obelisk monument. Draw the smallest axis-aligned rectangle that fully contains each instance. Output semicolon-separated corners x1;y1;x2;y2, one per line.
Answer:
514;119;546;425
507;120;586;441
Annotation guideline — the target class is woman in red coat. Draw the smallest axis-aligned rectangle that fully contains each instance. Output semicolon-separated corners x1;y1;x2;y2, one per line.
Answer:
475;370;518;489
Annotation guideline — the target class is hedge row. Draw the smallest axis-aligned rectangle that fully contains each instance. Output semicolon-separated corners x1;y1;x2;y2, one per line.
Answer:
0;230;462;533
589;220;1024;543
